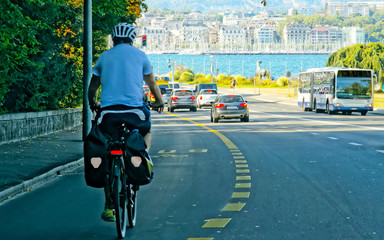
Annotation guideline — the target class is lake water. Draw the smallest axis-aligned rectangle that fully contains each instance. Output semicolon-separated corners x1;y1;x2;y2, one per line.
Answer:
148;54;330;79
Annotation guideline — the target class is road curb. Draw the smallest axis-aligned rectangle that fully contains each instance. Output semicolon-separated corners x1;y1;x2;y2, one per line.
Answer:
0;158;84;204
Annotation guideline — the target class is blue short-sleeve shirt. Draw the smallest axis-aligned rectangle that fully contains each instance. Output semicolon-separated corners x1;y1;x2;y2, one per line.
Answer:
92;44;152;108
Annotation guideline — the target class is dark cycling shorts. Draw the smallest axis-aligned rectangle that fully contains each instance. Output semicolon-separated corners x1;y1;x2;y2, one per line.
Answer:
98;104;151;141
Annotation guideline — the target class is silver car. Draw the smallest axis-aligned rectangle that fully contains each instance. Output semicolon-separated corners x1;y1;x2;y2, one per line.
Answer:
167;89;197;112
197;89;218;108
211;94;249;122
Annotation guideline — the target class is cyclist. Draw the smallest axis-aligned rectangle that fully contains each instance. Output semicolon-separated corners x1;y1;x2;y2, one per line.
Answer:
88;23;164;222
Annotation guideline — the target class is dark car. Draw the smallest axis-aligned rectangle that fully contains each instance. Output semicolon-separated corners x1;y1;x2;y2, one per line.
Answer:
195;83;218;95
167;89;197;112
211;94;249;122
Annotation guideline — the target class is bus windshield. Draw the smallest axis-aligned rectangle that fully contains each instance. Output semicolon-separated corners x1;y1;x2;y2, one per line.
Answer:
336;77;372;99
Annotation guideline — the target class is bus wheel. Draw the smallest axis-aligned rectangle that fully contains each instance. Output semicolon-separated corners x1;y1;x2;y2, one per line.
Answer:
361;111;367;116
326;103;333;115
314;101;321;113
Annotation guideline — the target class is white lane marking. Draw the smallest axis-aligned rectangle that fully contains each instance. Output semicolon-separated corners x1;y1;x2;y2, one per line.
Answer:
349;142;363;146
310;133;319;135
376;150;384;154
249;110;384;131
327;137;338;140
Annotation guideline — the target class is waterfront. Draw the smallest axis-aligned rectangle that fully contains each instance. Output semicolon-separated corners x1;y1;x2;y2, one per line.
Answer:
148;54;330;79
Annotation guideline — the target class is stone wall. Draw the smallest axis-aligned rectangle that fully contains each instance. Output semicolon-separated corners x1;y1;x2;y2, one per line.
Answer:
0;108;82;144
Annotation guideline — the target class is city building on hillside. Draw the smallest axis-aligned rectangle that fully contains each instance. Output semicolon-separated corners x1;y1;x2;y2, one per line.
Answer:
180;19;209;51
218;26;247;51
283;23;311;45
311;26;342;45
142;27;170;50
288;7;316;16
223;14;240;26
254;20;277;44
328;1;384;16
342;26;366;45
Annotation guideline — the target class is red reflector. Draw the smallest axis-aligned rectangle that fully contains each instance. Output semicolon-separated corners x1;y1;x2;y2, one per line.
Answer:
240;103;247;108
172;97;178;100
190;96;196;100
207;90;212;93
111;150;123;155
227;95;235;97
200;96;203;100
216;103;225;108
180;90;186;92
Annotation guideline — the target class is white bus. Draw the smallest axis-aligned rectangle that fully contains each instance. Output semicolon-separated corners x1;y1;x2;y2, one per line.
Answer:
298;67;374;115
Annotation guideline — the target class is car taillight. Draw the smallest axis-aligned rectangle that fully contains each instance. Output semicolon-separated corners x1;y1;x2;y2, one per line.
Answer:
172;97;178;100
200;96;202;100
216;103;225;108
190;96;196;100
240;103;247;108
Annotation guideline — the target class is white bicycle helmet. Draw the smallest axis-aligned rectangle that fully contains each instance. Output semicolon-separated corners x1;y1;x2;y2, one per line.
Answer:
112;23;136;43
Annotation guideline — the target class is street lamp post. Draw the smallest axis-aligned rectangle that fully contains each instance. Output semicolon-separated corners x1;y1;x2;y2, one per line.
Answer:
83;0;92;139
168;59;174;88
210;55;214;83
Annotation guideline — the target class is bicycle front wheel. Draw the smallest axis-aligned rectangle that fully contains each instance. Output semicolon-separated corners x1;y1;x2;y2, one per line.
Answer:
113;163;128;239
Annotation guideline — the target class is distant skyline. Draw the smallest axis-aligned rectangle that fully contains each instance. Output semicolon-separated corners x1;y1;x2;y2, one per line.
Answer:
144;0;352;12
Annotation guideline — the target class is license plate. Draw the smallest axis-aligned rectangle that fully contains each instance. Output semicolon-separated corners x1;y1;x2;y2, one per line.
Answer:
227;106;238;110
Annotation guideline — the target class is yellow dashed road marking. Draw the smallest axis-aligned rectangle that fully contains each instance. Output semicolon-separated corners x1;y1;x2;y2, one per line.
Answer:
236;164;249;168
236;175;251;181
235;183;252;188
232;192;251;198
233;156;245;159
221;203;246;211
235;160;247;163
189;149;208;153
202;218;231;228
230;149;240;152
236;169;250;173
232;152;243;155
158;150;176;154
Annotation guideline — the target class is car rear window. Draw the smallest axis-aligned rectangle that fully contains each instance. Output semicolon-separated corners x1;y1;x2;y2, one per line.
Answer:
202;90;217;94
221;95;244;103
175;90;193;96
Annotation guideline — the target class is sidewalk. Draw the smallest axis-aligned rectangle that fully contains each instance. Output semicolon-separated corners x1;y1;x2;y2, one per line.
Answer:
0;125;83;202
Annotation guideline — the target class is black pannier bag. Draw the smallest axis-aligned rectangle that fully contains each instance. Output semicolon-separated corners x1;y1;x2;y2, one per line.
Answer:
84;120;110;188
124;130;154;185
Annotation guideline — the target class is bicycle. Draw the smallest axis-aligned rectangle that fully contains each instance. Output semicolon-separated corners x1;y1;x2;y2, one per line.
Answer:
107;123;139;239
90;103;162;239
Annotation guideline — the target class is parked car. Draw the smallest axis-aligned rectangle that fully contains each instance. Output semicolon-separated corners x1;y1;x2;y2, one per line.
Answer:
194;83;217;96
197;89;218;108
211;94;249;122
167;89;197;112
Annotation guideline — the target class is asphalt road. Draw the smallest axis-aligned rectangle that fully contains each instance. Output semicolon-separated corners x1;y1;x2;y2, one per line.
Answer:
0;97;383;240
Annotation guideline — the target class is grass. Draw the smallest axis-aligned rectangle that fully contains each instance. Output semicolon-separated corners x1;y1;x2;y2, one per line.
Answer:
374;92;384;109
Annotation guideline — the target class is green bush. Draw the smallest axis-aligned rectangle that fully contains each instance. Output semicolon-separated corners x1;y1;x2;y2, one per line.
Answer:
277;77;289;87
179;72;194;82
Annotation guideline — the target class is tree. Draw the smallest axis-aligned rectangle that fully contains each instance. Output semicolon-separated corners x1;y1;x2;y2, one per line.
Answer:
326;43;384;89
1;0;148;113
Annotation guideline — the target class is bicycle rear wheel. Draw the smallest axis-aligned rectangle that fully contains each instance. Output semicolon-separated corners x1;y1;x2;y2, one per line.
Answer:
113;161;128;239
127;185;138;228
